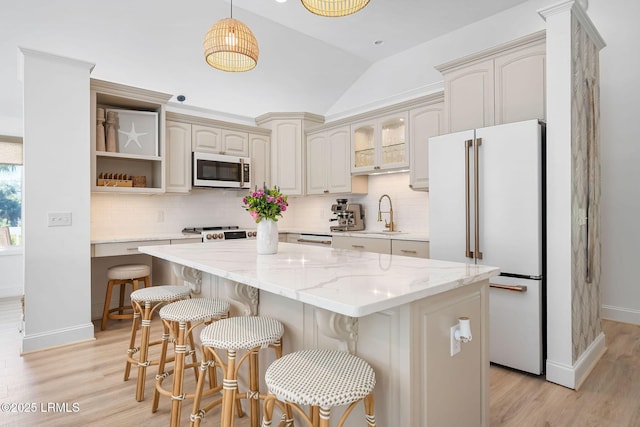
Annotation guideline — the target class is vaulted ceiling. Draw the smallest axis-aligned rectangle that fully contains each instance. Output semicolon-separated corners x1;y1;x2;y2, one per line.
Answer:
1;0;528;127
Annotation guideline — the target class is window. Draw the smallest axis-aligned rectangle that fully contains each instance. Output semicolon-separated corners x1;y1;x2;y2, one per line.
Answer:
0;136;22;247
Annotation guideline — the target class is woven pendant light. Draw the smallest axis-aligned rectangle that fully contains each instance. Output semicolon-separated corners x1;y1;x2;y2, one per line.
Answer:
203;1;259;72
301;0;370;17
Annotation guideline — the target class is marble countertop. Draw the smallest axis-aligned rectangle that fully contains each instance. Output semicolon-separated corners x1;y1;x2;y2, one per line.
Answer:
281;228;429;242
138;240;497;317
91;233;200;244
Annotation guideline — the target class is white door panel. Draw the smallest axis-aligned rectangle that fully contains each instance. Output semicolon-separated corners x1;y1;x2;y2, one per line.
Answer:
489;275;543;374
476;120;542;276
428;129;474;264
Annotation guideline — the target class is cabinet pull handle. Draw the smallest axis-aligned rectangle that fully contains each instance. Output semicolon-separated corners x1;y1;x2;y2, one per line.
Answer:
465;139;472;259
297;239;332;245
323;190;329;193
126;247;139;251
474;137;483;260
351;245;365;248
489;284;527;293
239;157;245;188
374;166;381;170
400;249;417;254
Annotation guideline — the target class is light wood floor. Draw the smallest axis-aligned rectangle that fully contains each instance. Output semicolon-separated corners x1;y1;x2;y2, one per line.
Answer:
1;296;639;426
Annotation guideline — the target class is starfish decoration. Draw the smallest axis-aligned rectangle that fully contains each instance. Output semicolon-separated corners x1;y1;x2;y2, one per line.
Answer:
118;122;147;149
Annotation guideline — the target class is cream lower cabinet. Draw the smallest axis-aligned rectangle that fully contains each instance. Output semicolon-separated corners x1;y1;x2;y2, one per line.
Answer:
307;126;367;195
409;101;444;191
391;240;430;258
166;121;192;193
437;31;546;133
332;235;391;254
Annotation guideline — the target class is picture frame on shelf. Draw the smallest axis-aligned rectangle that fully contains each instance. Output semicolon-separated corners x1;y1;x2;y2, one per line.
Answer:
106;108;158;156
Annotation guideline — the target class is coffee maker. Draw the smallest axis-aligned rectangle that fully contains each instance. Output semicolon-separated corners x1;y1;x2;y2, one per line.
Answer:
330;199;365;231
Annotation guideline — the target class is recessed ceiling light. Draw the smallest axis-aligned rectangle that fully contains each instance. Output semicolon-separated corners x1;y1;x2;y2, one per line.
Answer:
374;40;384;46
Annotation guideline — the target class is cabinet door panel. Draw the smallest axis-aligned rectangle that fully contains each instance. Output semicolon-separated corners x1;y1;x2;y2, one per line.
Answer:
166;121;191;192
409;103;444;190
445;59;494;133
192;124;222;153
351;120;376;173
271;120;303;195
494;44;546;124
379;112;409;169
327;127;351;193
222;130;249;156
306;132;328;194
249;133;270;189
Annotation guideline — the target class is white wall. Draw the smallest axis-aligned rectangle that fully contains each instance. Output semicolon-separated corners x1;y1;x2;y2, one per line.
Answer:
21;49;94;352
0;249;22;298
588;0;640;324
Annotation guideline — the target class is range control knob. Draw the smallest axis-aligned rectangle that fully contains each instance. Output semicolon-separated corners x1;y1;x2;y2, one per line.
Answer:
217;233;224;239
206;233;213;240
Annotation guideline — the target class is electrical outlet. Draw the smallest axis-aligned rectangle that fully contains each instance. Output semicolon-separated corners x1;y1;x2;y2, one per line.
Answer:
48;212;72;227
450;325;461;357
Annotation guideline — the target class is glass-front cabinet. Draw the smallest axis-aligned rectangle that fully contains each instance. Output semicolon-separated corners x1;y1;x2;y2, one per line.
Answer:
351;112;409;174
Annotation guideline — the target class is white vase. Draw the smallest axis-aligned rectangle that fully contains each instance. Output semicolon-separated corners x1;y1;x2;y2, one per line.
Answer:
257;218;278;255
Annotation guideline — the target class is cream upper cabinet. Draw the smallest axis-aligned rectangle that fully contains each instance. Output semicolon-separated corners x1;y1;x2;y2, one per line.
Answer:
437;31;546;133
494;42;546;125
256;113;324;196
409;101;444;191
443;59;495;133
249;132;270;190
165;121;192;193
221;129;250;156
306;126;367;195
91;79;171;194
351;112;409;174
192;124;249;156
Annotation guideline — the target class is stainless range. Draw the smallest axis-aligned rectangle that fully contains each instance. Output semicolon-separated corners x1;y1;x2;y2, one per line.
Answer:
182;225;257;243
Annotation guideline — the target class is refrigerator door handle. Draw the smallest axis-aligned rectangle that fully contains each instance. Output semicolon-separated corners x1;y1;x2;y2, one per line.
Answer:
490;283;528;293
465;139;473;259
474;137;483;260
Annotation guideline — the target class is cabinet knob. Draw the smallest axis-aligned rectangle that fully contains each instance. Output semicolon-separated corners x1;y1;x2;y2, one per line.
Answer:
374;166;381;170
323;190;329;193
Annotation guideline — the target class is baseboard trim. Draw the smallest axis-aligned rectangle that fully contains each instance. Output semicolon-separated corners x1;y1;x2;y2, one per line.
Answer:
545;331;606;389
601;304;640;325
22;323;95;354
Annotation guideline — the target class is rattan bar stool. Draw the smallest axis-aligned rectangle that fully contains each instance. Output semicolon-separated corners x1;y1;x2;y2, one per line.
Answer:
190;316;284;427
152;298;231;427
101;264;151;330
262;348;376;427
125;285;192;402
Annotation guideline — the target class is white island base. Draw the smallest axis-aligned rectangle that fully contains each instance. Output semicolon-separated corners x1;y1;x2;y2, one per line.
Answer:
140;241;496;427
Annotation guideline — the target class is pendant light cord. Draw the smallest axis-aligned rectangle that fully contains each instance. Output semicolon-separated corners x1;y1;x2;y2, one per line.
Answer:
230;0;233;19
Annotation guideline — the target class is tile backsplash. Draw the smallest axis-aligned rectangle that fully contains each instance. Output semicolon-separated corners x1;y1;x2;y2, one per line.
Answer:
91;172;428;237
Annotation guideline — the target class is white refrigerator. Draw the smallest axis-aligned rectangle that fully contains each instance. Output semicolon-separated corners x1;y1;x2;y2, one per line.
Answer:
428;119;545;375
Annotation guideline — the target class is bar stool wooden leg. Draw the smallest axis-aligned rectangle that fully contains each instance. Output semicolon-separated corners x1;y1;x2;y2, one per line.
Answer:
101;280;115;331
220;349;237;427
152;319;172;413
364;393;376;426
169;320;188;427
136;300;152;402
249;349;260;427
124;302;141;381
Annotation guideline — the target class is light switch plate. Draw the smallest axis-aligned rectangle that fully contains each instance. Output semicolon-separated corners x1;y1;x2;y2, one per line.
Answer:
48;212;72;227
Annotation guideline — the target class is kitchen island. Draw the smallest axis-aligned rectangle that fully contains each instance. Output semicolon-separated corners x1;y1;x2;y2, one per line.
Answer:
139;240;499;427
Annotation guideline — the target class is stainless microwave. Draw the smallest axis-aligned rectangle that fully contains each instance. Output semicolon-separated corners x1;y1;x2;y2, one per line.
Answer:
192;152;251;189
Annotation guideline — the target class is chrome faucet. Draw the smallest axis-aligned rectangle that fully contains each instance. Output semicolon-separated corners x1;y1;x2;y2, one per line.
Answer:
377;194;396;232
